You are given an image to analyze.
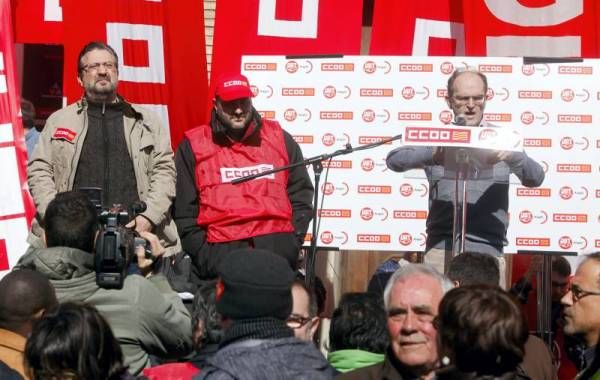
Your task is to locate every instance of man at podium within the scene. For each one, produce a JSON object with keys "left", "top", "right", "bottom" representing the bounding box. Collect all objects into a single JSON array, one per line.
[{"left": 386, "top": 68, "right": 545, "bottom": 281}]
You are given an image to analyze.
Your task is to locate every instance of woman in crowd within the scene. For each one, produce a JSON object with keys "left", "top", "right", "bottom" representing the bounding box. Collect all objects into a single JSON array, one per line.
[
  {"left": 25, "top": 302, "right": 135, "bottom": 380},
  {"left": 436, "top": 285, "right": 530, "bottom": 380}
]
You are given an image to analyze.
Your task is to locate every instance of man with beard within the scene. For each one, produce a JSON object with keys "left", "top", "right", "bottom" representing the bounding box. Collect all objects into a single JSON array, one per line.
[
  {"left": 173, "top": 73, "right": 313, "bottom": 282},
  {"left": 28, "top": 41, "right": 180, "bottom": 256}
]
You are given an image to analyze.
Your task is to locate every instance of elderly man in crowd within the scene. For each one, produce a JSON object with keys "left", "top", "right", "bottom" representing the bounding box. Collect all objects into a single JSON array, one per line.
[{"left": 339, "top": 264, "right": 453, "bottom": 379}]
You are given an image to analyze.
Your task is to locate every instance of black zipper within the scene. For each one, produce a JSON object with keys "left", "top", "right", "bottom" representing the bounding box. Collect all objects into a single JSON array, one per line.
[{"left": 102, "top": 102, "right": 110, "bottom": 207}]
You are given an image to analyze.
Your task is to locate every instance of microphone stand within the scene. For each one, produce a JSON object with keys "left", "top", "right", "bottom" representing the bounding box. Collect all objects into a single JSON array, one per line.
[
  {"left": 451, "top": 148, "right": 469, "bottom": 259},
  {"left": 448, "top": 116, "right": 469, "bottom": 269},
  {"left": 232, "top": 134, "right": 402, "bottom": 289}
]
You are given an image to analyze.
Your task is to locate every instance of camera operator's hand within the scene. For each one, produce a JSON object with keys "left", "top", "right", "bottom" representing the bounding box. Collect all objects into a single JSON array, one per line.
[
  {"left": 126, "top": 215, "right": 153, "bottom": 234},
  {"left": 136, "top": 231, "right": 165, "bottom": 277}
]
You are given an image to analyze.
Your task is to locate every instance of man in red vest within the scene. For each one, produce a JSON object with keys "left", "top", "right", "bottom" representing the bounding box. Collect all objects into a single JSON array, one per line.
[{"left": 173, "top": 73, "right": 314, "bottom": 281}]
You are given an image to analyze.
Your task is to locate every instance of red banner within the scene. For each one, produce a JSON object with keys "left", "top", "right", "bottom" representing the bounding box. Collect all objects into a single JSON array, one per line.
[
  {"left": 1, "top": 0, "right": 36, "bottom": 273},
  {"left": 211, "top": 0, "right": 363, "bottom": 94},
  {"left": 61, "top": 0, "right": 208, "bottom": 147},
  {"left": 371, "top": 0, "right": 600, "bottom": 58},
  {"left": 370, "top": 0, "right": 464, "bottom": 55},
  {"left": 463, "top": 0, "right": 599, "bottom": 57},
  {"left": 12, "top": 0, "right": 63, "bottom": 43}
]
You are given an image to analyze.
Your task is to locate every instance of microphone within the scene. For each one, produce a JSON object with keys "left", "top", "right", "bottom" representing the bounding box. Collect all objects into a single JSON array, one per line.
[{"left": 454, "top": 114, "right": 467, "bottom": 126}]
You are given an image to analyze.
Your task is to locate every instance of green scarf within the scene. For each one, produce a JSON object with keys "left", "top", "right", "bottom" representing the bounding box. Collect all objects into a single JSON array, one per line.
[{"left": 328, "top": 349, "right": 385, "bottom": 373}]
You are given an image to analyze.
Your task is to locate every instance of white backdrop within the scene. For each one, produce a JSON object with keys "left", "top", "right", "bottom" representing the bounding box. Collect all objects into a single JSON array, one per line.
[{"left": 243, "top": 56, "right": 600, "bottom": 253}]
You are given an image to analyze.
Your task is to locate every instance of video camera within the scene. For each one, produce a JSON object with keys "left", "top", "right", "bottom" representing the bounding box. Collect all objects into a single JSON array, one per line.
[{"left": 80, "top": 188, "right": 152, "bottom": 289}]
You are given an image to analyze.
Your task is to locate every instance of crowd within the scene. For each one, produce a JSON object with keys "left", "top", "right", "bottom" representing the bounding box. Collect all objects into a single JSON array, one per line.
[{"left": 1, "top": 40, "right": 599, "bottom": 379}]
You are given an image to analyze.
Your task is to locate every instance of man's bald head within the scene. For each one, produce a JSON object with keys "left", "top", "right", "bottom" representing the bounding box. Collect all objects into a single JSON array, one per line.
[{"left": 0, "top": 269, "right": 57, "bottom": 335}]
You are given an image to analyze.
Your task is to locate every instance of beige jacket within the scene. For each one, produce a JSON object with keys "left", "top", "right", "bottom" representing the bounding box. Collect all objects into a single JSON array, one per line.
[
  {"left": 27, "top": 98, "right": 181, "bottom": 255},
  {"left": 0, "top": 328, "right": 28, "bottom": 379}
]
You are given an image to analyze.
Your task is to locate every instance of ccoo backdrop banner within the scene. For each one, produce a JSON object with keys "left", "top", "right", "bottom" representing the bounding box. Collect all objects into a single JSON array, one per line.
[{"left": 243, "top": 55, "right": 600, "bottom": 253}]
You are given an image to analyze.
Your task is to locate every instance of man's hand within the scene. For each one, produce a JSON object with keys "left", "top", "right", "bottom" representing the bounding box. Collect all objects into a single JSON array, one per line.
[
  {"left": 488, "top": 150, "right": 512, "bottom": 164},
  {"left": 432, "top": 147, "right": 445, "bottom": 165},
  {"left": 126, "top": 215, "right": 153, "bottom": 233},
  {"left": 136, "top": 230, "right": 165, "bottom": 277}
]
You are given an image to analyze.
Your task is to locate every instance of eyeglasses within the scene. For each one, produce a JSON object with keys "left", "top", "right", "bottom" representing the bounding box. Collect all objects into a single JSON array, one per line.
[
  {"left": 452, "top": 95, "right": 486, "bottom": 106},
  {"left": 82, "top": 61, "right": 117, "bottom": 73},
  {"left": 286, "top": 313, "right": 312, "bottom": 329},
  {"left": 569, "top": 284, "right": 600, "bottom": 302}
]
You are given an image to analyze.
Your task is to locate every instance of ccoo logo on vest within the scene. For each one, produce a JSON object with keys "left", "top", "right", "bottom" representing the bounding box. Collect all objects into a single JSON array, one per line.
[{"left": 220, "top": 164, "right": 275, "bottom": 183}]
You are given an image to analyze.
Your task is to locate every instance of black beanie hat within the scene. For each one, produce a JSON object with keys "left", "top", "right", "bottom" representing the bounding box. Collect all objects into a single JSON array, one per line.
[{"left": 216, "top": 248, "right": 295, "bottom": 320}]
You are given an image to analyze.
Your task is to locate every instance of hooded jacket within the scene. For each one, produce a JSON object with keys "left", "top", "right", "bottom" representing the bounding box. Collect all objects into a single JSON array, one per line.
[{"left": 16, "top": 246, "right": 192, "bottom": 375}]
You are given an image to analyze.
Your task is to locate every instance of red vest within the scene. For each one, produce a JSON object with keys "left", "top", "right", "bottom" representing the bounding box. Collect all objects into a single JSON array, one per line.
[{"left": 185, "top": 120, "right": 294, "bottom": 242}]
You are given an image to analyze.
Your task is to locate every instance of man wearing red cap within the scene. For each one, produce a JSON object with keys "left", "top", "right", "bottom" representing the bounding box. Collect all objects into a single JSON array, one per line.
[{"left": 173, "top": 73, "right": 313, "bottom": 282}]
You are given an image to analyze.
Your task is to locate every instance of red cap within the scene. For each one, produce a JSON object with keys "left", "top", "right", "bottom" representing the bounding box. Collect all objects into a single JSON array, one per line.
[{"left": 215, "top": 73, "right": 254, "bottom": 101}]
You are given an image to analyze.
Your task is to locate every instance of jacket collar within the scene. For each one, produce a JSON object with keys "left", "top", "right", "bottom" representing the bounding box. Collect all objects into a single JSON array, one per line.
[{"left": 76, "top": 95, "right": 142, "bottom": 121}]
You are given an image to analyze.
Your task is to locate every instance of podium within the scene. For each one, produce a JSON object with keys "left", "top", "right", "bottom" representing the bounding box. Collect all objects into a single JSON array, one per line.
[
  {"left": 402, "top": 122, "right": 524, "bottom": 269},
  {"left": 435, "top": 146, "right": 509, "bottom": 269}
]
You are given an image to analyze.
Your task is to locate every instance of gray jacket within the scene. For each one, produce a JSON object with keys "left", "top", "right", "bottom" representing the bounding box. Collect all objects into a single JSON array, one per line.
[
  {"left": 386, "top": 132, "right": 544, "bottom": 254},
  {"left": 16, "top": 246, "right": 192, "bottom": 375},
  {"left": 196, "top": 337, "right": 335, "bottom": 380}
]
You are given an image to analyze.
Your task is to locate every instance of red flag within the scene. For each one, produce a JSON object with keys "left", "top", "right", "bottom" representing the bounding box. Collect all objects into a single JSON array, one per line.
[
  {"left": 1, "top": 0, "right": 36, "bottom": 272},
  {"left": 463, "top": 0, "right": 600, "bottom": 57},
  {"left": 370, "top": 0, "right": 464, "bottom": 55},
  {"left": 211, "top": 0, "right": 363, "bottom": 97},
  {"left": 61, "top": 0, "right": 208, "bottom": 147},
  {"left": 12, "top": 0, "right": 63, "bottom": 43},
  {"left": 371, "top": 0, "right": 600, "bottom": 58}
]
